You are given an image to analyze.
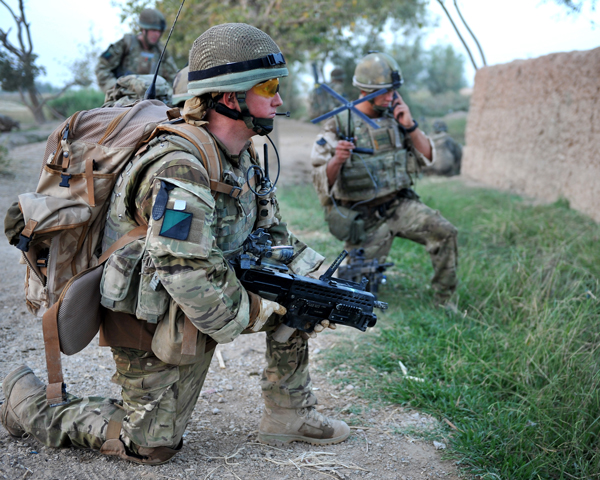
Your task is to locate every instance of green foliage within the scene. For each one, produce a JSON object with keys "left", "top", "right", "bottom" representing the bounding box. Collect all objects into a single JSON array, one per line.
[
  {"left": 424, "top": 44, "right": 466, "bottom": 94},
  {"left": 0, "top": 49, "right": 45, "bottom": 92},
  {"left": 277, "top": 181, "right": 600, "bottom": 479},
  {"left": 404, "top": 89, "right": 470, "bottom": 119},
  {"left": 120, "top": 0, "right": 429, "bottom": 66},
  {"left": 0, "top": 143, "right": 12, "bottom": 173},
  {"left": 47, "top": 89, "right": 105, "bottom": 118}
]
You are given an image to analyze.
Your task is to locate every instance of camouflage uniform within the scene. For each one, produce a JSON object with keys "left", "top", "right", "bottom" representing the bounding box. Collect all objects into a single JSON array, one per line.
[
  {"left": 95, "top": 34, "right": 178, "bottom": 93},
  {"left": 424, "top": 130, "right": 462, "bottom": 177},
  {"left": 102, "top": 74, "right": 173, "bottom": 107},
  {"left": 6, "top": 113, "right": 323, "bottom": 465},
  {"left": 311, "top": 111, "right": 458, "bottom": 299}
]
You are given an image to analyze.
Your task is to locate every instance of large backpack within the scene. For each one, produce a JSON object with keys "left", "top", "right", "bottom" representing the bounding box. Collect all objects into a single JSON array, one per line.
[{"left": 9, "top": 100, "right": 257, "bottom": 405}]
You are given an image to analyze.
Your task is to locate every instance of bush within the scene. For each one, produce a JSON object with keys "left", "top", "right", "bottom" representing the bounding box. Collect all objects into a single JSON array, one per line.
[{"left": 47, "top": 88, "right": 105, "bottom": 117}]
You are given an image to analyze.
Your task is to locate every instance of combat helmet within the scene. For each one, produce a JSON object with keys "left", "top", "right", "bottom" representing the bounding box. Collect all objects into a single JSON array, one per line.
[
  {"left": 138, "top": 8, "right": 166, "bottom": 32},
  {"left": 433, "top": 120, "right": 448, "bottom": 133},
  {"left": 187, "top": 23, "right": 288, "bottom": 135},
  {"left": 172, "top": 66, "right": 192, "bottom": 107},
  {"left": 353, "top": 52, "right": 403, "bottom": 92},
  {"left": 330, "top": 68, "right": 346, "bottom": 82}
]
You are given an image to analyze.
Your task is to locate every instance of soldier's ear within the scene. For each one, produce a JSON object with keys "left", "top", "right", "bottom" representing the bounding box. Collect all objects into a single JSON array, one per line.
[{"left": 222, "top": 92, "right": 239, "bottom": 110}]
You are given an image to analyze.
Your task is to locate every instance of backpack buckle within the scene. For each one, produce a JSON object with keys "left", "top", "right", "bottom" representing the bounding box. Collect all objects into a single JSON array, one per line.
[
  {"left": 16, "top": 233, "right": 31, "bottom": 252},
  {"left": 228, "top": 186, "right": 242, "bottom": 198},
  {"left": 59, "top": 174, "right": 72, "bottom": 188}
]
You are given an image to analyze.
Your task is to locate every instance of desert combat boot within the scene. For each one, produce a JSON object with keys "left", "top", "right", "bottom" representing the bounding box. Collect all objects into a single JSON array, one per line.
[
  {"left": 258, "top": 405, "right": 351, "bottom": 445},
  {"left": 1, "top": 365, "right": 45, "bottom": 437}
]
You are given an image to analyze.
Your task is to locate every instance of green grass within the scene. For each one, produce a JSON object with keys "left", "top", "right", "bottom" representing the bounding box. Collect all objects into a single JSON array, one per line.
[
  {"left": 47, "top": 88, "right": 105, "bottom": 118},
  {"left": 277, "top": 179, "right": 600, "bottom": 479}
]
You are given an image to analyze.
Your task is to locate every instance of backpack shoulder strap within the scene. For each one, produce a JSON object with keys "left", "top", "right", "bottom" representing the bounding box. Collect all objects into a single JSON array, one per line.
[{"left": 152, "top": 123, "right": 256, "bottom": 199}]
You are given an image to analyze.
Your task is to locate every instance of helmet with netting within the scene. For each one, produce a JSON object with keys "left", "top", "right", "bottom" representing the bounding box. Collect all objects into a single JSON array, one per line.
[
  {"left": 187, "top": 23, "right": 288, "bottom": 96},
  {"left": 353, "top": 52, "right": 403, "bottom": 92},
  {"left": 172, "top": 67, "right": 192, "bottom": 107},
  {"left": 138, "top": 8, "right": 166, "bottom": 31},
  {"left": 433, "top": 120, "right": 448, "bottom": 133}
]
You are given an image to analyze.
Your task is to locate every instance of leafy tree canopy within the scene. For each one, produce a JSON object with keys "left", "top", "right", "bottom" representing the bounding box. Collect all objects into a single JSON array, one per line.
[{"left": 119, "top": 0, "right": 429, "bottom": 65}]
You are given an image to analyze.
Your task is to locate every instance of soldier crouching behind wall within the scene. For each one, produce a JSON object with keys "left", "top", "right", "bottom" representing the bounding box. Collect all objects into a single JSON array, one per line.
[
  {"left": 1, "top": 23, "right": 349, "bottom": 465},
  {"left": 311, "top": 52, "right": 459, "bottom": 306}
]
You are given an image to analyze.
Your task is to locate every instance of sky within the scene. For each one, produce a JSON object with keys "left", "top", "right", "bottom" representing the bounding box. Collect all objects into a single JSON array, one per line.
[{"left": 0, "top": 0, "right": 598, "bottom": 88}]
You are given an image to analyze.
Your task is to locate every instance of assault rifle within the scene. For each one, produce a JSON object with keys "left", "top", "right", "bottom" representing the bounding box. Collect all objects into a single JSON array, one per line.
[
  {"left": 336, "top": 248, "right": 394, "bottom": 298},
  {"left": 231, "top": 229, "right": 387, "bottom": 342}
]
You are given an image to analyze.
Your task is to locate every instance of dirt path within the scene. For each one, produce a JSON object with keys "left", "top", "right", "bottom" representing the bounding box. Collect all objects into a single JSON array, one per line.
[{"left": 0, "top": 122, "right": 462, "bottom": 480}]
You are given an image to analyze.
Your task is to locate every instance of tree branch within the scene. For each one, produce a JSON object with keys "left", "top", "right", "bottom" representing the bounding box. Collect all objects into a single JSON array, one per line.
[
  {"left": 454, "top": 0, "right": 486, "bottom": 66},
  {"left": 436, "top": 0, "right": 478, "bottom": 71}
]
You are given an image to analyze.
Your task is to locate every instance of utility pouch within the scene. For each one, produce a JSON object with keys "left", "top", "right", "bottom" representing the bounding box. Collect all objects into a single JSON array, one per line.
[
  {"left": 151, "top": 299, "right": 206, "bottom": 366},
  {"left": 325, "top": 205, "right": 366, "bottom": 244},
  {"left": 136, "top": 253, "right": 170, "bottom": 324},
  {"left": 100, "top": 238, "right": 145, "bottom": 314}
]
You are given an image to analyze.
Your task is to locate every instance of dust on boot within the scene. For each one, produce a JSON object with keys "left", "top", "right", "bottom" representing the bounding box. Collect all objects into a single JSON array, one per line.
[{"left": 1, "top": 365, "right": 45, "bottom": 437}]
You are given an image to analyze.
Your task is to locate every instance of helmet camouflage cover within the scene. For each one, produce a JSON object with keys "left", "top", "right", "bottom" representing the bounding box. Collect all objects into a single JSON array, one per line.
[
  {"left": 187, "top": 23, "right": 288, "bottom": 96},
  {"left": 103, "top": 74, "right": 172, "bottom": 107},
  {"left": 138, "top": 8, "right": 166, "bottom": 31},
  {"left": 353, "top": 52, "right": 403, "bottom": 92},
  {"left": 433, "top": 120, "right": 448, "bottom": 133},
  {"left": 172, "top": 66, "right": 192, "bottom": 107}
]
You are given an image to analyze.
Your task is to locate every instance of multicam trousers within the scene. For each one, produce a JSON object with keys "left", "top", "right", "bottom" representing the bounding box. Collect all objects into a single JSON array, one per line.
[
  {"left": 10, "top": 318, "right": 313, "bottom": 452},
  {"left": 344, "top": 196, "right": 458, "bottom": 297}
]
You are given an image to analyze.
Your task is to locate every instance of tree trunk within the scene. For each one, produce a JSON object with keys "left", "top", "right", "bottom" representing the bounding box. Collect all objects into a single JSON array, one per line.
[{"left": 27, "top": 86, "right": 46, "bottom": 124}]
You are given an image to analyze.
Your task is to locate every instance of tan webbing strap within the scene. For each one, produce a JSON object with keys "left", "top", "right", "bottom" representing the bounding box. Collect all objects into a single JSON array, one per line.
[
  {"left": 85, "top": 157, "right": 96, "bottom": 207},
  {"left": 181, "top": 316, "right": 198, "bottom": 356},
  {"left": 21, "top": 219, "right": 38, "bottom": 239},
  {"left": 153, "top": 124, "right": 258, "bottom": 198},
  {"left": 106, "top": 408, "right": 126, "bottom": 440},
  {"left": 98, "top": 224, "right": 148, "bottom": 264},
  {"left": 98, "top": 110, "right": 129, "bottom": 145},
  {"left": 42, "top": 302, "right": 65, "bottom": 405}
]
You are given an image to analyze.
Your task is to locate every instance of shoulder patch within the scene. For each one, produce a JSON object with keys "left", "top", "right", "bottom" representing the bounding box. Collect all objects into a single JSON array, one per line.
[
  {"left": 316, "top": 137, "right": 327, "bottom": 146},
  {"left": 159, "top": 209, "right": 193, "bottom": 240},
  {"left": 101, "top": 49, "right": 113, "bottom": 60}
]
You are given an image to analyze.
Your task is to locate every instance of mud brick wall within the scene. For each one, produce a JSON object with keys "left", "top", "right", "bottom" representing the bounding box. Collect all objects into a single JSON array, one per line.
[{"left": 462, "top": 48, "right": 600, "bottom": 222}]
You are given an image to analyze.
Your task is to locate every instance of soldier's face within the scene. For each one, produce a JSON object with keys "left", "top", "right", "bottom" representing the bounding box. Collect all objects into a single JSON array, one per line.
[
  {"left": 371, "top": 89, "right": 395, "bottom": 108},
  {"left": 245, "top": 86, "right": 283, "bottom": 120},
  {"left": 144, "top": 29, "right": 163, "bottom": 45}
]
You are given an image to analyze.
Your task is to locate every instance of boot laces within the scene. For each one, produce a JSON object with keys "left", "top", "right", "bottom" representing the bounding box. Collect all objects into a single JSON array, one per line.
[{"left": 298, "top": 407, "right": 331, "bottom": 427}]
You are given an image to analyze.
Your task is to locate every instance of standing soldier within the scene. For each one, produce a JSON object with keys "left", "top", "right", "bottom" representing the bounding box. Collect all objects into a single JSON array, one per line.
[
  {"left": 2, "top": 23, "right": 349, "bottom": 465},
  {"left": 311, "top": 52, "right": 458, "bottom": 306},
  {"left": 423, "top": 120, "right": 462, "bottom": 176},
  {"left": 95, "top": 8, "right": 179, "bottom": 93}
]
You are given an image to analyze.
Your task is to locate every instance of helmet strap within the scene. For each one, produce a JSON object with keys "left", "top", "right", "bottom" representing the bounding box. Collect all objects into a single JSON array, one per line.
[{"left": 214, "top": 92, "right": 273, "bottom": 136}]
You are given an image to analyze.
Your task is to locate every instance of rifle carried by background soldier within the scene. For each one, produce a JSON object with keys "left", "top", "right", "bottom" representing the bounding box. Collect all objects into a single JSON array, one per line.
[{"left": 336, "top": 248, "right": 394, "bottom": 298}]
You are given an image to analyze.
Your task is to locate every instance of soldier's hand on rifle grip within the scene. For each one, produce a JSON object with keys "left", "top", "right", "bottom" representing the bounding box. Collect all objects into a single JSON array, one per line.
[
  {"left": 310, "top": 319, "right": 337, "bottom": 338},
  {"left": 247, "top": 292, "right": 287, "bottom": 333}
]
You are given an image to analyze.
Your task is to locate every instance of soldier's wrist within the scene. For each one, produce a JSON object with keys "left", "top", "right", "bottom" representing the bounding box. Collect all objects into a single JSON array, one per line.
[{"left": 403, "top": 120, "right": 419, "bottom": 133}]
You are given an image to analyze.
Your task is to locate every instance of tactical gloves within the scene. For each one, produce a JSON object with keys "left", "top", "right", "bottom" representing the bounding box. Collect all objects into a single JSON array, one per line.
[{"left": 247, "top": 292, "right": 287, "bottom": 332}]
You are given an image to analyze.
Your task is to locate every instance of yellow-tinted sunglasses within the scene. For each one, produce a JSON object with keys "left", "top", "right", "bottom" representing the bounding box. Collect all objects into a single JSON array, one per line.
[{"left": 251, "top": 78, "right": 280, "bottom": 98}]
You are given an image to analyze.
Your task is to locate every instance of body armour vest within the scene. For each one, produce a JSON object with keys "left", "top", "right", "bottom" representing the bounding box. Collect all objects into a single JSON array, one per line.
[
  {"left": 100, "top": 128, "right": 259, "bottom": 320},
  {"left": 332, "top": 112, "right": 417, "bottom": 203}
]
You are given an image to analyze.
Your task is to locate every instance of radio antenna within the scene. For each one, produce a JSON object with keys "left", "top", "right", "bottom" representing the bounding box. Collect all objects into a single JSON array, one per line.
[{"left": 145, "top": 0, "right": 186, "bottom": 100}]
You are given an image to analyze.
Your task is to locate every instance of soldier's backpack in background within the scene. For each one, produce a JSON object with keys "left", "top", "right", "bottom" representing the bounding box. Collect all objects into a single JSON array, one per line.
[{"left": 6, "top": 100, "right": 170, "bottom": 404}]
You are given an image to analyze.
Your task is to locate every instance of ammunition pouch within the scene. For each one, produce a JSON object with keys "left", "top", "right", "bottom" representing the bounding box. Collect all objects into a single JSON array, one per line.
[{"left": 325, "top": 205, "right": 366, "bottom": 244}]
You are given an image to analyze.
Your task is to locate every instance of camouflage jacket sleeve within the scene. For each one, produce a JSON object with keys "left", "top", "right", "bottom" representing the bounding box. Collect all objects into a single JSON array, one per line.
[
  {"left": 414, "top": 134, "right": 436, "bottom": 168},
  {"left": 136, "top": 150, "right": 250, "bottom": 344},
  {"left": 95, "top": 36, "right": 129, "bottom": 93},
  {"left": 310, "top": 117, "right": 339, "bottom": 207}
]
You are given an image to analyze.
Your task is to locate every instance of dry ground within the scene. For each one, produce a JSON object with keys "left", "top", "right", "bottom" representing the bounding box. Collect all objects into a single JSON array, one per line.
[{"left": 0, "top": 119, "right": 463, "bottom": 480}]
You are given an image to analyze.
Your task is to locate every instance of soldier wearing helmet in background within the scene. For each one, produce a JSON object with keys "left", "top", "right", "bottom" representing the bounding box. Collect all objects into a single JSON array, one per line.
[
  {"left": 1, "top": 23, "right": 349, "bottom": 466},
  {"left": 423, "top": 120, "right": 462, "bottom": 177},
  {"left": 311, "top": 52, "right": 458, "bottom": 306},
  {"left": 95, "top": 8, "right": 179, "bottom": 93},
  {"left": 308, "top": 67, "right": 346, "bottom": 119},
  {"left": 102, "top": 74, "right": 173, "bottom": 107}
]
